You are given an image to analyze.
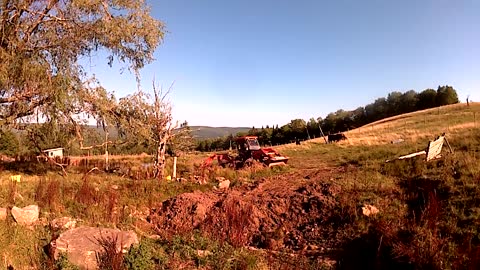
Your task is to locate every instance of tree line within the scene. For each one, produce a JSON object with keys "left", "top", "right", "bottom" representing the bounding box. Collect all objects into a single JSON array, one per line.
[{"left": 195, "top": 85, "right": 459, "bottom": 151}]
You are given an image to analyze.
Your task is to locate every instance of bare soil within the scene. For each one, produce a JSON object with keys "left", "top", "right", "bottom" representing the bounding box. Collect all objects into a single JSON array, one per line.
[{"left": 148, "top": 167, "right": 349, "bottom": 258}]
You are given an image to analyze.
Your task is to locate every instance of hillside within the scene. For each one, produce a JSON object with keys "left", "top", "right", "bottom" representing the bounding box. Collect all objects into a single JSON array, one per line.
[
  {"left": 344, "top": 102, "right": 479, "bottom": 145},
  {"left": 189, "top": 126, "right": 250, "bottom": 140},
  {"left": 292, "top": 102, "right": 479, "bottom": 147},
  {"left": 87, "top": 125, "right": 249, "bottom": 140}
]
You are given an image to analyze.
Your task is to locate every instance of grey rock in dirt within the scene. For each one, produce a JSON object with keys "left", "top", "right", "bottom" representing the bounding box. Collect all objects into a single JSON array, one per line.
[
  {"left": 53, "top": 226, "right": 138, "bottom": 270},
  {"left": 218, "top": 179, "right": 230, "bottom": 190},
  {"left": 50, "top": 217, "right": 77, "bottom": 230},
  {"left": 0, "top": 207, "right": 6, "bottom": 221},
  {"left": 11, "top": 205, "right": 39, "bottom": 226}
]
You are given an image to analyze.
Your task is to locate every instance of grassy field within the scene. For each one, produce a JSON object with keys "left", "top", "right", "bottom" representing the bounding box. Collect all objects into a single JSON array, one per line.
[{"left": 1, "top": 103, "right": 479, "bottom": 269}]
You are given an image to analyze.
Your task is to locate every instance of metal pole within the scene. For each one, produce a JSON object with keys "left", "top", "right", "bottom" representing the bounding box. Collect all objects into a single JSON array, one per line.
[{"left": 318, "top": 123, "right": 328, "bottom": 144}]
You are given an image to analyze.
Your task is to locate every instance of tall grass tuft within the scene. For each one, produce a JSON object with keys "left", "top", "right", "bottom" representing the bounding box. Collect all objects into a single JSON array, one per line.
[
  {"left": 96, "top": 236, "right": 124, "bottom": 270},
  {"left": 35, "top": 178, "right": 61, "bottom": 212}
]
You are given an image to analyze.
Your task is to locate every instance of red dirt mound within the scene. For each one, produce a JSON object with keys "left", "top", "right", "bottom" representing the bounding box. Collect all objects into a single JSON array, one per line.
[
  {"left": 148, "top": 172, "right": 342, "bottom": 251},
  {"left": 147, "top": 190, "right": 219, "bottom": 238}
]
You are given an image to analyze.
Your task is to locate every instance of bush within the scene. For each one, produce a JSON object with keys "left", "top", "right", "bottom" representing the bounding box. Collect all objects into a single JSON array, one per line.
[
  {"left": 123, "top": 240, "right": 155, "bottom": 270},
  {"left": 55, "top": 253, "right": 80, "bottom": 270}
]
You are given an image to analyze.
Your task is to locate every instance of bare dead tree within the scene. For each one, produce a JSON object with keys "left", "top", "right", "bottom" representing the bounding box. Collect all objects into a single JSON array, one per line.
[{"left": 150, "top": 82, "right": 178, "bottom": 179}]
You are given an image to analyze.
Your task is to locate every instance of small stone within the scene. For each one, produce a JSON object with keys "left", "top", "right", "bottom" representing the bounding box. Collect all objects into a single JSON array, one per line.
[
  {"left": 147, "top": 234, "right": 161, "bottom": 240},
  {"left": 11, "top": 205, "right": 39, "bottom": 226},
  {"left": 215, "top": 176, "right": 226, "bottom": 182},
  {"left": 51, "top": 217, "right": 77, "bottom": 230},
  {"left": 218, "top": 180, "right": 230, "bottom": 190},
  {"left": 362, "top": 204, "right": 379, "bottom": 217},
  {"left": 197, "top": 250, "right": 213, "bottom": 257},
  {"left": 0, "top": 208, "right": 7, "bottom": 221}
]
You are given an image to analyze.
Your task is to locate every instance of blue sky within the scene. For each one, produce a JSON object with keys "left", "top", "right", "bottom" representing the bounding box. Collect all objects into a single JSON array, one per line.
[{"left": 84, "top": 0, "right": 480, "bottom": 127}]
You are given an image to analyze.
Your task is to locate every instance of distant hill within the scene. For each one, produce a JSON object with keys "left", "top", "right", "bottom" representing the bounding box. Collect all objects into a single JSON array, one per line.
[
  {"left": 12, "top": 123, "right": 250, "bottom": 141},
  {"left": 189, "top": 126, "right": 250, "bottom": 140}
]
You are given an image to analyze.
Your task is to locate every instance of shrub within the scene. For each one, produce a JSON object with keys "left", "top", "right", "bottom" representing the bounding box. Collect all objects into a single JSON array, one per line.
[
  {"left": 55, "top": 253, "right": 80, "bottom": 270},
  {"left": 123, "top": 240, "right": 155, "bottom": 270}
]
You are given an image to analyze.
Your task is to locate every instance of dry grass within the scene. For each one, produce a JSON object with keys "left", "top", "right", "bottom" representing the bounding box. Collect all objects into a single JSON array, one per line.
[
  {"left": 280, "top": 103, "right": 480, "bottom": 148},
  {"left": 1, "top": 102, "right": 479, "bottom": 269}
]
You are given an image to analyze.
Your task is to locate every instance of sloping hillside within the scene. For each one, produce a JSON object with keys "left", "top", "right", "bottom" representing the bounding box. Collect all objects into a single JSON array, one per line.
[
  {"left": 345, "top": 102, "right": 479, "bottom": 145},
  {"left": 189, "top": 126, "right": 250, "bottom": 140},
  {"left": 275, "top": 102, "right": 479, "bottom": 151}
]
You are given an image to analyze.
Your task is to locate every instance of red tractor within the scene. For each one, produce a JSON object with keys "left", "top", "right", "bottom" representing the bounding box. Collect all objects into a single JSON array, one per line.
[{"left": 202, "top": 136, "right": 289, "bottom": 169}]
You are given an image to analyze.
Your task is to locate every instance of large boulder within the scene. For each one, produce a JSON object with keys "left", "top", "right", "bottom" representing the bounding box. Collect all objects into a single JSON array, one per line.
[
  {"left": 53, "top": 226, "right": 138, "bottom": 269},
  {"left": 11, "top": 205, "right": 39, "bottom": 226},
  {"left": 0, "top": 208, "right": 6, "bottom": 221}
]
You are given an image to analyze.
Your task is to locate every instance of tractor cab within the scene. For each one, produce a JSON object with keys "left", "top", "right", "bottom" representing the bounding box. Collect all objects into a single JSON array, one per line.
[
  {"left": 236, "top": 136, "right": 261, "bottom": 151},
  {"left": 219, "top": 135, "right": 289, "bottom": 167}
]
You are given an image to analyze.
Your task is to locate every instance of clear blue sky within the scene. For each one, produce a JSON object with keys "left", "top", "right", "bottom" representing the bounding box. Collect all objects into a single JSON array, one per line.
[{"left": 84, "top": 0, "right": 480, "bottom": 127}]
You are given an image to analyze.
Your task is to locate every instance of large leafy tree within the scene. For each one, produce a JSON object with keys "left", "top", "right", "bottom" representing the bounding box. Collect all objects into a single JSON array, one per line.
[
  {"left": 0, "top": 0, "right": 164, "bottom": 127},
  {"left": 436, "top": 85, "right": 459, "bottom": 106},
  {"left": 417, "top": 89, "right": 437, "bottom": 110},
  {"left": 0, "top": 128, "right": 19, "bottom": 156}
]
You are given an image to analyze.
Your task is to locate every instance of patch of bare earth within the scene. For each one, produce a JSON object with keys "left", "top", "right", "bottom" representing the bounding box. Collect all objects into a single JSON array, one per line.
[{"left": 148, "top": 167, "right": 348, "bottom": 262}]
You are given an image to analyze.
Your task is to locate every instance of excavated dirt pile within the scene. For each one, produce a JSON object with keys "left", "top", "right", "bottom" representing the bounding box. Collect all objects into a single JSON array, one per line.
[
  {"left": 148, "top": 172, "right": 343, "bottom": 251},
  {"left": 147, "top": 190, "right": 219, "bottom": 238}
]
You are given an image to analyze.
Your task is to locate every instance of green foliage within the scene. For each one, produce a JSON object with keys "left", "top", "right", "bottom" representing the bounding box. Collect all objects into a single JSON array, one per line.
[
  {"left": 23, "top": 122, "right": 72, "bottom": 154},
  {"left": 436, "top": 85, "right": 459, "bottom": 106},
  {"left": 0, "top": 128, "right": 19, "bottom": 156},
  {"left": 418, "top": 89, "right": 437, "bottom": 109},
  {"left": 55, "top": 253, "right": 80, "bottom": 270},
  {"left": 123, "top": 240, "right": 156, "bottom": 270}
]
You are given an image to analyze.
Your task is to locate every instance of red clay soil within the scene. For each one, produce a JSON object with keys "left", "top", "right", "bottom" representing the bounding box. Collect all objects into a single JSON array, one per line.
[{"left": 148, "top": 168, "right": 347, "bottom": 253}]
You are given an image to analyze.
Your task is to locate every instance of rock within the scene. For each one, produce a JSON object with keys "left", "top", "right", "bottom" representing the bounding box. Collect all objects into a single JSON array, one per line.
[
  {"left": 53, "top": 226, "right": 138, "bottom": 270},
  {"left": 147, "top": 234, "right": 161, "bottom": 240},
  {"left": 196, "top": 250, "right": 213, "bottom": 257},
  {"left": 218, "top": 180, "right": 230, "bottom": 190},
  {"left": 391, "top": 139, "right": 405, "bottom": 144},
  {"left": 215, "top": 176, "right": 226, "bottom": 182},
  {"left": 51, "top": 217, "right": 77, "bottom": 230},
  {"left": 111, "top": 185, "right": 119, "bottom": 190},
  {"left": 11, "top": 205, "right": 39, "bottom": 226},
  {"left": 362, "top": 204, "right": 379, "bottom": 217},
  {"left": 0, "top": 208, "right": 6, "bottom": 221}
]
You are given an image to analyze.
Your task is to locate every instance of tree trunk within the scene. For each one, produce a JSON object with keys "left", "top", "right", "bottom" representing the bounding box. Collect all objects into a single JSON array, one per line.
[{"left": 154, "top": 142, "right": 167, "bottom": 180}]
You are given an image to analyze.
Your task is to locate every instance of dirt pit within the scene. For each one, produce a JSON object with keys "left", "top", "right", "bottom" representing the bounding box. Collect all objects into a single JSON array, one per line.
[{"left": 148, "top": 171, "right": 344, "bottom": 252}]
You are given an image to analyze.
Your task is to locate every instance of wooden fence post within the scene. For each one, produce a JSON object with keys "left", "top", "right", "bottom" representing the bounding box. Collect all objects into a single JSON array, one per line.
[{"left": 173, "top": 156, "right": 177, "bottom": 180}]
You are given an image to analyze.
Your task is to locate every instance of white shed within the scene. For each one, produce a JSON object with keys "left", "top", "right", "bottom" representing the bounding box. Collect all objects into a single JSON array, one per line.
[{"left": 43, "top": 148, "right": 64, "bottom": 158}]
